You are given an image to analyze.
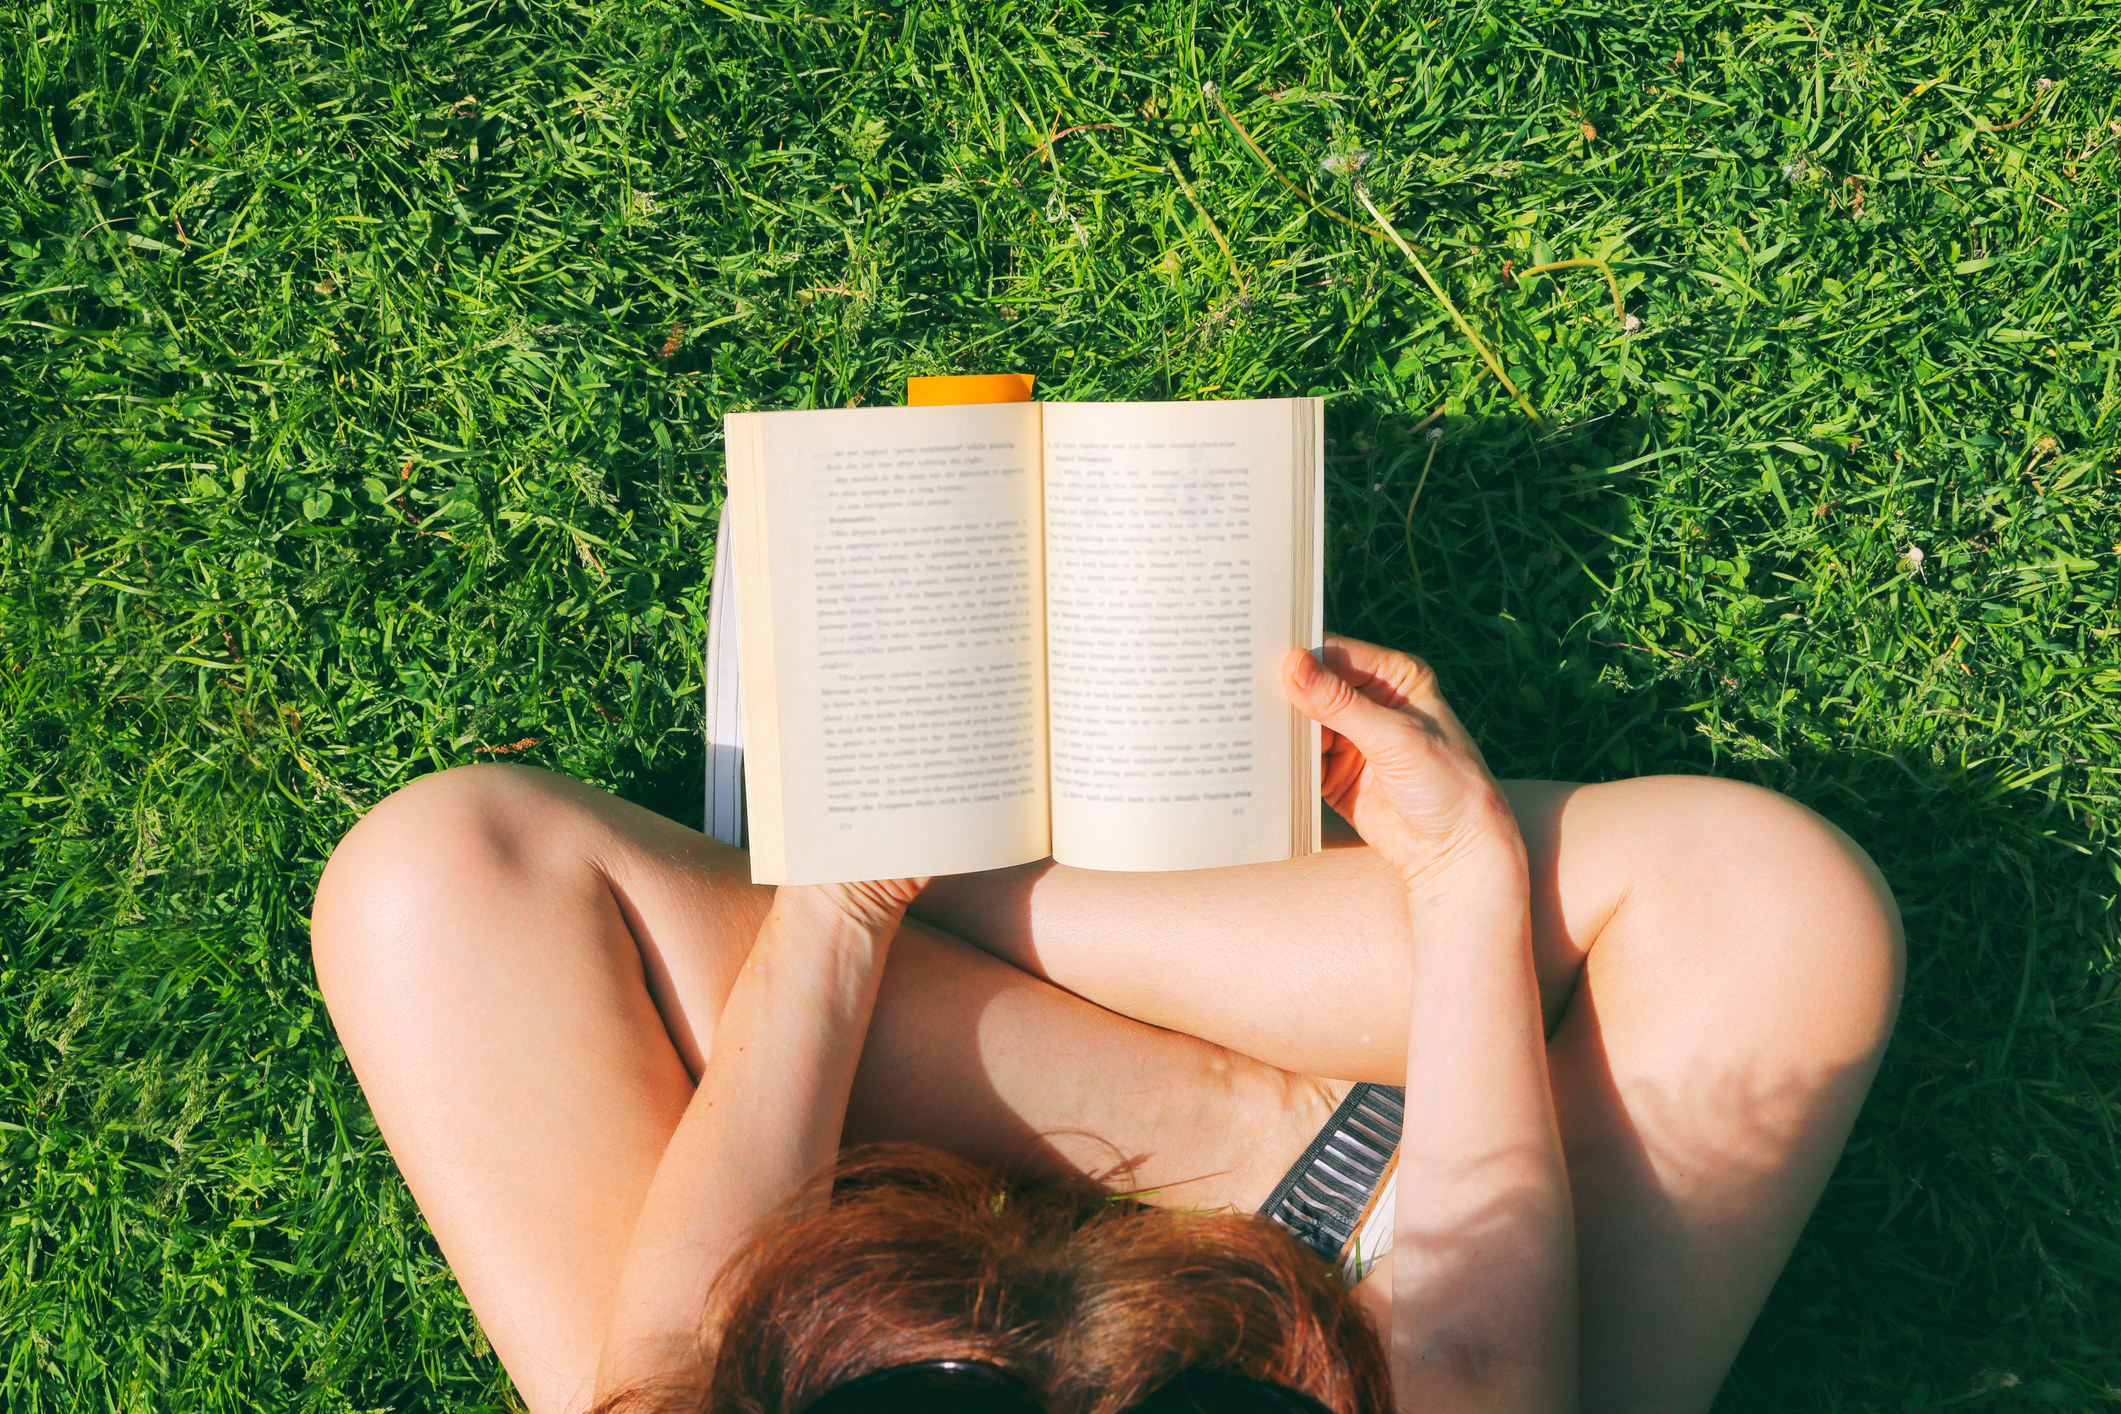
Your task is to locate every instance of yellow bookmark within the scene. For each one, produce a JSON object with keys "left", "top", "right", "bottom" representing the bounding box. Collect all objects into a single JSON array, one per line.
[{"left": 906, "top": 373, "right": 1036, "bottom": 406}]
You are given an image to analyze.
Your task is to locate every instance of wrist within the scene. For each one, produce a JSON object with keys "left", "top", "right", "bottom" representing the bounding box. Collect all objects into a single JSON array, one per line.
[
  {"left": 1401, "top": 837, "right": 1530, "bottom": 919},
  {"left": 1399, "top": 822, "right": 1518, "bottom": 890},
  {"left": 754, "top": 887, "right": 900, "bottom": 1008},
  {"left": 771, "top": 882, "right": 914, "bottom": 939}
]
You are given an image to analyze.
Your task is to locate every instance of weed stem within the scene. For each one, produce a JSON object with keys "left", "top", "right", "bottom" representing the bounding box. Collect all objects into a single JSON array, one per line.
[
  {"left": 1353, "top": 184, "right": 1544, "bottom": 429},
  {"left": 1515, "top": 257, "right": 1625, "bottom": 319},
  {"left": 1202, "top": 82, "right": 1375, "bottom": 237},
  {"left": 1168, "top": 159, "right": 1247, "bottom": 293}
]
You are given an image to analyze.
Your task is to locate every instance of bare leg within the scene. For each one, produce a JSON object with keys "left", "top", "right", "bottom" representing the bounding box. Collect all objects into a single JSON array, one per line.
[
  {"left": 311, "top": 766, "right": 1339, "bottom": 1414},
  {"left": 914, "top": 775, "right": 1904, "bottom": 1414}
]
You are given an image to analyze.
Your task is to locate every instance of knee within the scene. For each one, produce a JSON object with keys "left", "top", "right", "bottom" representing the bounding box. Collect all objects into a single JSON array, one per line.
[
  {"left": 1609, "top": 775, "right": 1904, "bottom": 1048},
  {"left": 311, "top": 765, "right": 580, "bottom": 982}
]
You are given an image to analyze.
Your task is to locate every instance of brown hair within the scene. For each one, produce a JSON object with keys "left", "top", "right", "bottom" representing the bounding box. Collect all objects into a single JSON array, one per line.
[{"left": 594, "top": 1144, "right": 1392, "bottom": 1414}]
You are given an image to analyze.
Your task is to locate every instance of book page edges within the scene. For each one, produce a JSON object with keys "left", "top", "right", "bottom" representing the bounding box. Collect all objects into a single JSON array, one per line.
[
  {"left": 1295, "top": 397, "right": 1324, "bottom": 857},
  {"left": 702, "top": 498, "right": 746, "bottom": 848},
  {"left": 727, "top": 413, "right": 792, "bottom": 884}
]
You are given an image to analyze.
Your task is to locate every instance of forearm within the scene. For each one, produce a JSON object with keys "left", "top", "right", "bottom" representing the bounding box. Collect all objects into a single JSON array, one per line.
[
  {"left": 1392, "top": 852, "right": 1577, "bottom": 1414},
  {"left": 594, "top": 887, "right": 898, "bottom": 1396}
]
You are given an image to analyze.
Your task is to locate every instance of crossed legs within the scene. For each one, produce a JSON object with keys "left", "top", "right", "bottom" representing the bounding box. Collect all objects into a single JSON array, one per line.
[{"left": 311, "top": 765, "right": 1900, "bottom": 1414}]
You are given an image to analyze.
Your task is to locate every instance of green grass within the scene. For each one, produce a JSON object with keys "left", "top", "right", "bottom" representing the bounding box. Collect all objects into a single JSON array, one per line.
[{"left": 3, "top": 0, "right": 2120, "bottom": 1407}]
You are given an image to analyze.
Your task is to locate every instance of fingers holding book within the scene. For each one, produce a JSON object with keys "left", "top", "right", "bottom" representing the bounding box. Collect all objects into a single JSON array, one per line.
[
  {"left": 780, "top": 879, "right": 934, "bottom": 935},
  {"left": 1280, "top": 635, "right": 1523, "bottom": 890}
]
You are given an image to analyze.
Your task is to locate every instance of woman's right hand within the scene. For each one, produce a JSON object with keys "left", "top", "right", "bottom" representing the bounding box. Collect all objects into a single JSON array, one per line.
[
  {"left": 1281, "top": 635, "right": 1523, "bottom": 891},
  {"left": 783, "top": 878, "right": 931, "bottom": 934}
]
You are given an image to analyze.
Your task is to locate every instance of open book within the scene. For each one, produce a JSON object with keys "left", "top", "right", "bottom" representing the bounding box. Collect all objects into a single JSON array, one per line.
[{"left": 707, "top": 397, "right": 1323, "bottom": 885}]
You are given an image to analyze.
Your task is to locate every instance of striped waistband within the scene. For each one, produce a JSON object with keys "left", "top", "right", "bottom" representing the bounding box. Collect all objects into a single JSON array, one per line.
[{"left": 1258, "top": 1082, "right": 1404, "bottom": 1285}]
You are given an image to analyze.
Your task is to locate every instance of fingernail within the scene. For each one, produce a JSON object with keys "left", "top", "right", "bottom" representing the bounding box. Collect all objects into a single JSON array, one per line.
[{"left": 1293, "top": 648, "right": 1323, "bottom": 690}]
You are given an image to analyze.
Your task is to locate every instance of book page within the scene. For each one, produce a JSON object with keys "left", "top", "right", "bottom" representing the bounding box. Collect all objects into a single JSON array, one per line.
[
  {"left": 1040, "top": 398, "right": 1322, "bottom": 873},
  {"left": 727, "top": 402, "right": 1051, "bottom": 884}
]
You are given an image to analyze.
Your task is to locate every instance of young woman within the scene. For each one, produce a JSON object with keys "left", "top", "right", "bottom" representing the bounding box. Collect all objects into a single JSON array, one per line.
[{"left": 311, "top": 637, "right": 1902, "bottom": 1414}]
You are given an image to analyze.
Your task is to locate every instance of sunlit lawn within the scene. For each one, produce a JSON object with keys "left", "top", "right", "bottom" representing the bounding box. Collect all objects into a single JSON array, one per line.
[{"left": 4, "top": 0, "right": 2120, "bottom": 1407}]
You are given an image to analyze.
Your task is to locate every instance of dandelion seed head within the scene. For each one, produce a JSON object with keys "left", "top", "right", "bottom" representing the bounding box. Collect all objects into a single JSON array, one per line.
[
  {"left": 1901, "top": 543, "right": 1925, "bottom": 576},
  {"left": 2035, "top": 76, "right": 2054, "bottom": 92},
  {"left": 1781, "top": 157, "right": 1808, "bottom": 181},
  {"left": 1623, "top": 313, "right": 1643, "bottom": 333},
  {"left": 1320, "top": 149, "right": 1373, "bottom": 179},
  {"left": 1426, "top": 427, "right": 1443, "bottom": 442}
]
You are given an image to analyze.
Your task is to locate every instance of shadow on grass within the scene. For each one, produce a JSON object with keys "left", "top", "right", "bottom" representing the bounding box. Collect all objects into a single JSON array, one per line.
[
  {"left": 1312, "top": 399, "right": 2121, "bottom": 1406},
  {"left": 1715, "top": 740, "right": 2121, "bottom": 1411}
]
